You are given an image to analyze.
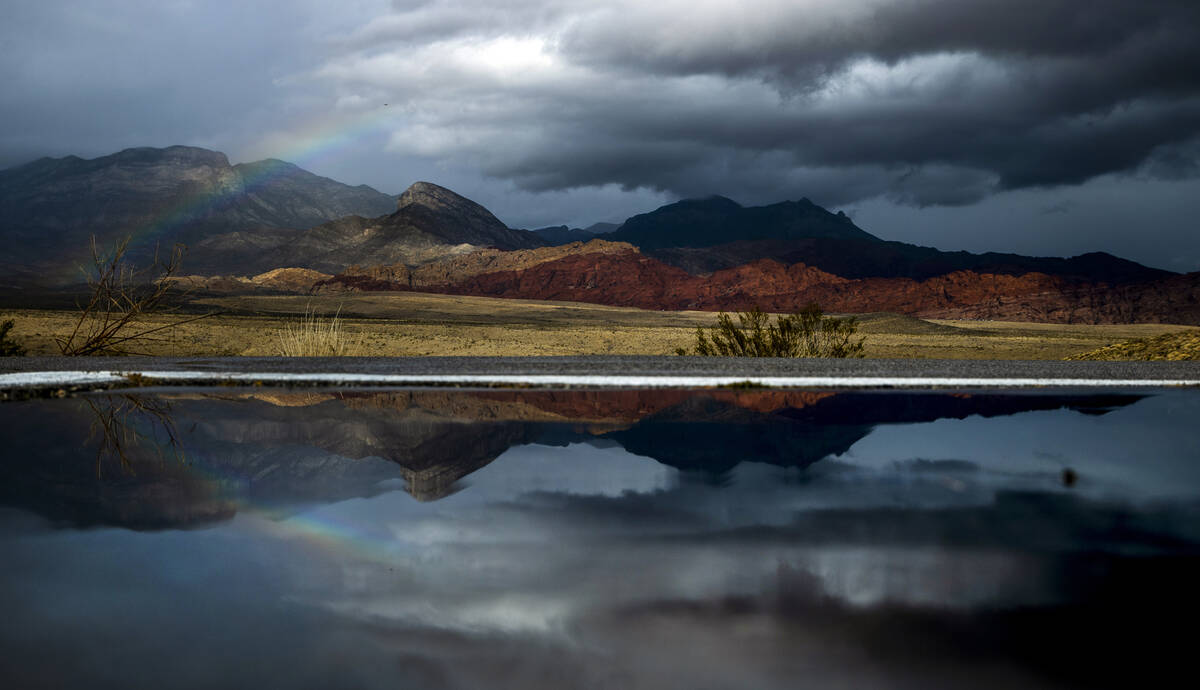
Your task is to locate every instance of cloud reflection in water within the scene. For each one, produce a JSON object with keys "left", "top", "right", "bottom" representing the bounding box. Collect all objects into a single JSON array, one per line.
[{"left": 0, "top": 388, "right": 1197, "bottom": 688}]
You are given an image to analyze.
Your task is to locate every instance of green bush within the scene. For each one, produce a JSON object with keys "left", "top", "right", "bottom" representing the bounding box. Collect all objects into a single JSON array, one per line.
[
  {"left": 678, "top": 304, "right": 865, "bottom": 358},
  {"left": 0, "top": 319, "right": 26, "bottom": 356}
]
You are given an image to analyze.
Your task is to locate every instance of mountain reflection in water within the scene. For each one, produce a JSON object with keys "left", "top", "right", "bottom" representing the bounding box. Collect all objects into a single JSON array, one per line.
[
  {"left": 0, "top": 388, "right": 1147, "bottom": 525},
  {"left": 1, "top": 388, "right": 1198, "bottom": 688}
]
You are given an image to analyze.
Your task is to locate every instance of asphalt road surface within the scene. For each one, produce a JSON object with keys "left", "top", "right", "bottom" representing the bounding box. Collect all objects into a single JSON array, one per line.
[{"left": 3, "top": 356, "right": 1200, "bottom": 394}]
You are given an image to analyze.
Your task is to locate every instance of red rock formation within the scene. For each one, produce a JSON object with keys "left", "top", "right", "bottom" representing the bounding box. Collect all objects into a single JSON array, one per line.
[
  {"left": 319, "top": 250, "right": 1200, "bottom": 325},
  {"left": 343, "top": 239, "right": 636, "bottom": 288},
  {"left": 410, "top": 250, "right": 702, "bottom": 309}
]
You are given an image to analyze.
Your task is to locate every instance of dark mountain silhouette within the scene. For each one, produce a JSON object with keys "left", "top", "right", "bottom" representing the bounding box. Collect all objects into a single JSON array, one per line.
[
  {"left": 605, "top": 195, "right": 879, "bottom": 250},
  {"left": 606, "top": 391, "right": 1142, "bottom": 474},
  {"left": 652, "top": 237, "right": 1172, "bottom": 284},
  {"left": 0, "top": 146, "right": 397, "bottom": 280},
  {"left": 532, "top": 221, "right": 620, "bottom": 245},
  {"left": 584, "top": 222, "right": 621, "bottom": 234},
  {"left": 601, "top": 195, "right": 1170, "bottom": 284}
]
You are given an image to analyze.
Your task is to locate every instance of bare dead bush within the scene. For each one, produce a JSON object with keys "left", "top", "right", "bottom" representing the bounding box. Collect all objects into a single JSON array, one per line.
[{"left": 57, "top": 236, "right": 213, "bottom": 356}]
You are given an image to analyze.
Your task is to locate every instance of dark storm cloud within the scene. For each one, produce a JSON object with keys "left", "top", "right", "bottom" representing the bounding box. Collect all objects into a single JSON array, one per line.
[
  {"left": 2, "top": 0, "right": 1198, "bottom": 259},
  {"left": 564, "top": 0, "right": 1200, "bottom": 196},
  {"left": 564, "top": 0, "right": 1200, "bottom": 86},
  {"left": 308, "top": 0, "right": 1200, "bottom": 208},
  {"left": 348, "top": 0, "right": 1200, "bottom": 205}
]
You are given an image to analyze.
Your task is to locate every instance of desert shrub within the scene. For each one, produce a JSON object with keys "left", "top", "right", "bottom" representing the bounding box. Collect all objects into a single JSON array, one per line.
[
  {"left": 58, "top": 236, "right": 213, "bottom": 356},
  {"left": 679, "top": 304, "right": 865, "bottom": 358},
  {"left": 276, "top": 307, "right": 362, "bottom": 356},
  {"left": 0, "top": 319, "right": 26, "bottom": 356}
]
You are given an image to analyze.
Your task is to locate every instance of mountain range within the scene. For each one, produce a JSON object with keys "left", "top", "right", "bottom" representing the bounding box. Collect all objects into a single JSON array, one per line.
[
  {"left": 0, "top": 146, "right": 396, "bottom": 280},
  {"left": 2, "top": 145, "right": 1197, "bottom": 324},
  {"left": 591, "top": 195, "right": 1165, "bottom": 284}
]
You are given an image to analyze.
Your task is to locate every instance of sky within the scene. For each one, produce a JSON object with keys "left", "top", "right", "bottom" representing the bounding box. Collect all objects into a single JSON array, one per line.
[{"left": 2, "top": 0, "right": 1198, "bottom": 270}]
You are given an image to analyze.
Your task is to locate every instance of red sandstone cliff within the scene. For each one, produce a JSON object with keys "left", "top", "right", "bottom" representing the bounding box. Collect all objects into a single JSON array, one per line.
[{"left": 317, "top": 249, "right": 1200, "bottom": 325}]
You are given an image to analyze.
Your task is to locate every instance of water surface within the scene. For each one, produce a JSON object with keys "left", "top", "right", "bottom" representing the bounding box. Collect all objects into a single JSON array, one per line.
[{"left": 1, "top": 388, "right": 1198, "bottom": 688}]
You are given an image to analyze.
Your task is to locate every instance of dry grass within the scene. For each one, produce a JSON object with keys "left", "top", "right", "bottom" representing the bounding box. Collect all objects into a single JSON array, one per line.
[
  {"left": 858, "top": 316, "right": 1197, "bottom": 360},
  {"left": 2, "top": 292, "right": 1197, "bottom": 359},
  {"left": 275, "top": 308, "right": 363, "bottom": 357},
  {"left": 1066, "top": 330, "right": 1200, "bottom": 361}
]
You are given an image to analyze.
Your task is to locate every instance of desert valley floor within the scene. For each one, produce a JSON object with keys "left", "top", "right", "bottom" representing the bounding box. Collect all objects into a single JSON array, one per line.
[{"left": 4, "top": 291, "right": 1197, "bottom": 360}]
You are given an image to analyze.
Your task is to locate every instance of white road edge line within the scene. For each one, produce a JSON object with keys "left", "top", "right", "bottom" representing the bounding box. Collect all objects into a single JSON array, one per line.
[{"left": 2, "top": 370, "right": 1200, "bottom": 389}]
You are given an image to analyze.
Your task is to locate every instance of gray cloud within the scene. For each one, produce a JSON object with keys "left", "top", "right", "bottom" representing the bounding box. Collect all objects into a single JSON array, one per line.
[
  {"left": 303, "top": 0, "right": 1200, "bottom": 208},
  {"left": 2, "top": 1, "right": 1199, "bottom": 266},
  {"left": 564, "top": 1, "right": 1199, "bottom": 84},
  {"left": 0, "top": 0, "right": 332, "bottom": 166}
]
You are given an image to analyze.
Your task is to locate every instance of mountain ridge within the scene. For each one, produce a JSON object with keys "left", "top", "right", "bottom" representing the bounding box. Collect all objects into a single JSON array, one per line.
[
  {"left": 185, "top": 181, "right": 547, "bottom": 275},
  {"left": 597, "top": 195, "right": 1171, "bottom": 284},
  {"left": 2, "top": 148, "right": 1189, "bottom": 325},
  {"left": 2, "top": 146, "right": 1174, "bottom": 286},
  {"left": 0, "top": 145, "right": 398, "bottom": 279},
  {"left": 649, "top": 237, "right": 1173, "bottom": 284}
]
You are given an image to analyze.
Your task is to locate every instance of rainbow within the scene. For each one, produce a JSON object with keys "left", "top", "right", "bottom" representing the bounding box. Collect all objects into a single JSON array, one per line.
[
  {"left": 171, "top": 442, "right": 419, "bottom": 562},
  {"left": 254, "top": 504, "right": 408, "bottom": 563},
  {"left": 55, "top": 104, "right": 403, "bottom": 283}
]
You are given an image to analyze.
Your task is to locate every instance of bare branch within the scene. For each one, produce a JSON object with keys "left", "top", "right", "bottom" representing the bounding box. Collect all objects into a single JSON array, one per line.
[{"left": 58, "top": 235, "right": 216, "bottom": 356}]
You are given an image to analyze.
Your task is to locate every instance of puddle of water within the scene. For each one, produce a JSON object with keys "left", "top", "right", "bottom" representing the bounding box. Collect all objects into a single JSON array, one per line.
[{"left": 0, "top": 388, "right": 1197, "bottom": 688}]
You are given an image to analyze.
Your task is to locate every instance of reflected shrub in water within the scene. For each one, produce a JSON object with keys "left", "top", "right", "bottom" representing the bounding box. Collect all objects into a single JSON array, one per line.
[
  {"left": 681, "top": 304, "right": 865, "bottom": 358},
  {"left": 85, "top": 395, "right": 186, "bottom": 476}
]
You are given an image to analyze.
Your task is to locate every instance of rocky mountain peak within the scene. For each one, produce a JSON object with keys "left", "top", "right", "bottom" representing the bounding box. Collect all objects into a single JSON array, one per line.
[
  {"left": 399, "top": 181, "right": 478, "bottom": 211},
  {"left": 395, "top": 181, "right": 511, "bottom": 234}
]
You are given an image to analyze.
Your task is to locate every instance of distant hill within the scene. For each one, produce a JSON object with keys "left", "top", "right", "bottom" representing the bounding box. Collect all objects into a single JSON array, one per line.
[
  {"left": 651, "top": 238, "right": 1173, "bottom": 284},
  {"left": 602, "top": 195, "right": 1171, "bottom": 284},
  {"left": 0, "top": 145, "right": 397, "bottom": 280},
  {"left": 584, "top": 222, "right": 620, "bottom": 234},
  {"left": 605, "top": 195, "right": 879, "bottom": 249},
  {"left": 530, "top": 221, "right": 619, "bottom": 245},
  {"left": 529, "top": 226, "right": 586, "bottom": 245}
]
